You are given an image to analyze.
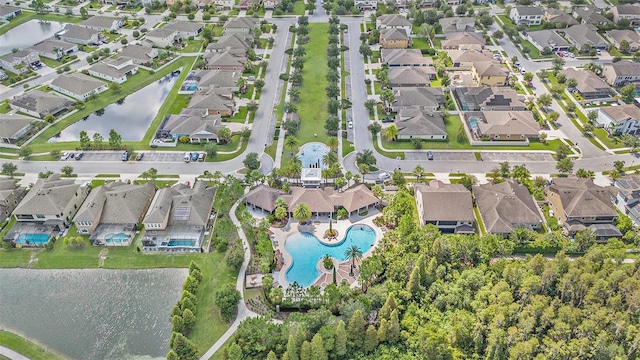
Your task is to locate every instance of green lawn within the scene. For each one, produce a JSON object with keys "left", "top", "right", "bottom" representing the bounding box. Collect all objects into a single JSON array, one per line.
[
  {"left": 342, "top": 139, "right": 354, "bottom": 157},
  {"left": 0, "top": 331, "right": 64, "bottom": 360},
  {"left": 292, "top": 0, "right": 306, "bottom": 14},
  {"left": 180, "top": 40, "right": 203, "bottom": 53},
  {"left": 410, "top": 37, "right": 430, "bottom": 50},
  {"left": 296, "top": 23, "right": 330, "bottom": 145},
  {"left": 382, "top": 115, "right": 470, "bottom": 150},
  {"left": 520, "top": 40, "right": 542, "bottom": 59}
]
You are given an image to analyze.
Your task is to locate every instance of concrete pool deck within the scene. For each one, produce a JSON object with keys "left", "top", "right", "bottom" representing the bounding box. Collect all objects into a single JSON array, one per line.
[{"left": 265, "top": 209, "right": 384, "bottom": 289}]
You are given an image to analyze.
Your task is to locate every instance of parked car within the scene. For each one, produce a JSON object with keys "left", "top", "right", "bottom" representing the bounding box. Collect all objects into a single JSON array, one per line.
[
  {"left": 69, "top": 153, "right": 75, "bottom": 159},
  {"left": 348, "top": 121, "right": 353, "bottom": 129},
  {"left": 121, "top": 151, "right": 128, "bottom": 161},
  {"left": 184, "top": 152, "right": 191, "bottom": 163},
  {"left": 427, "top": 151, "right": 434, "bottom": 160},
  {"left": 378, "top": 172, "right": 391, "bottom": 180},
  {"left": 61, "top": 152, "right": 71, "bottom": 161},
  {"left": 381, "top": 117, "right": 394, "bottom": 123},
  {"left": 191, "top": 152, "right": 199, "bottom": 162},
  {"left": 520, "top": 68, "right": 526, "bottom": 74},
  {"left": 556, "top": 52, "right": 564, "bottom": 57},
  {"left": 135, "top": 153, "right": 144, "bottom": 161},
  {"left": 75, "top": 152, "right": 83, "bottom": 160},
  {"left": 198, "top": 153, "right": 206, "bottom": 162}
]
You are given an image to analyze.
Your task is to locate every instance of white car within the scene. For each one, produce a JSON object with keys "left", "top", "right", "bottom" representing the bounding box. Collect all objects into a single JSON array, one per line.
[
  {"left": 348, "top": 121, "right": 353, "bottom": 129},
  {"left": 520, "top": 68, "right": 526, "bottom": 74},
  {"left": 60, "top": 152, "right": 70, "bottom": 161}
]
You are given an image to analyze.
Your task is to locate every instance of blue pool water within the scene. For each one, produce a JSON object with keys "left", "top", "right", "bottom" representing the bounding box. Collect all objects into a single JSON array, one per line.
[
  {"left": 469, "top": 118, "right": 479, "bottom": 130},
  {"left": 167, "top": 240, "right": 196, "bottom": 247},
  {"left": 285, "top": 225, "right": 376, "bottom": 287},
  {"left": 15, "top": 233, "right": 50, "bottom": 245},
  {"left": 105, "top": 232, "right": 130, "bottom": 244},
  {"left": 298, "top": 143, "right": 329, "bottom": 169}
]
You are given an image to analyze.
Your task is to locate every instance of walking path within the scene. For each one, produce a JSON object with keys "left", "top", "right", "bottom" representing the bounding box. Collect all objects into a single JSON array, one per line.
[
  {"left": 0, "top": 345, "right": 29, "bottom": 360},
  {"left": 199, "top": 193, "right": 258, "bottom": 360}
]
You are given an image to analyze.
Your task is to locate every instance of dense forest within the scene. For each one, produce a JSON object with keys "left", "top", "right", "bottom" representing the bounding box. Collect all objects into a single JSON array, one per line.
[{"left": 222, "top": 189, "right": 640, "bottom": 360}]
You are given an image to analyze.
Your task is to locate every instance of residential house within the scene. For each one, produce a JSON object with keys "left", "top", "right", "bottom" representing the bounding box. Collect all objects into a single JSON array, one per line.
[
  {"left": 12, "top": 174, "right": 89, "bottom": 227},
  {"left": 453, "top": 87, "right": 526, "bottom": 111},
  {"left": 562, "top": 24, "right": 608, "bottom": 50},
  {"left": 388, "top": 67, "right": 435, "bottom": 87},
  {"left": 603, "top": 60, "right": 640, "bottom": 86},
  {"left": 380, "top": 49, "right": 433, "bottom": 67},
  {"left": 179, "top": 69, "right": 239, "bottom": 94},
  {"left": 472, "top": 61, "right": 509, "bottom": 86},
  {"left": 29, "top": 39, "right": 77, "bottom": 60},
  {"left": 448, "top": 49, "right": 496, "bottom": 68},
  {"left": 438, "top": 17, "right": 476, "bottom": 33},
  {"left": 415, "top": 180, "right": 475, "bottom": 234},
  {"left": 394, "top": 109, "right": 447, "bottom": 140},
  {"left": 187, "top": 88, "right": 235, "bottom": 116},
  {"left": 223, "top": 17, "right": 259, "bottom": 35},
  {"left": 441, "top": 31, "right": 486, "bottom": 50},
  {"left": 546, "top": 177, "right": 619, "bottom": 237},
  {"left": 212, "top": 0, "right": 234, "bottom": 10},
  {"left": 144, "top": 28, "right": 179, "bottom": 48},
  {"left": 0, "top": 114, "right": 42, "bottom": 144},
  {"left": 562, "top": 67, "right": 614, "bottom": 99},
  {"left": 142, "top": 181, "right": 216, "bottom": 252},
  {"left": 391, "top": 87, "right": 445, "bottom": 112},
  {"left": 354, "top": 0, "right": 376, "bottom": 10},
  {"left": 58, "top": 24, "right": 102, "bottom": 45},
  {"left": 596, "top": 104, "right": 640, "bottom": 135},
  {"left": 379, "top": 28, "right": 411, "bottom": 49},
  {"left": 474, "top": 180, "right": 544, "bottom": 236},
  {"left": 263, "top": 0, "right": 282, "bottom": 9},
  {"left": 164, "top": 21, "right": 203, "bottom": 38},
  {"left": 510, "top": 6, "right": 544, "bottom": 26},
  {"left": 80, "top": 16, "right": 123, "bottom": 32},
  {"left": 612, "top": 4, "right": 640, "bottom": 25},
  {"left": 74, "top": 181, "right": 155, "bottom": 245},
  {"left": 156, "top": 109, "right": 226, "bottom": 143},
  {"left": 0, "top": 50, "right": 40, "bottom": 75},
  {"left": 573, "top": 6, "right": 612, "bottom": 26},
  {"left": 526, "top": 29, "right": 571, "bottom": 52},
  {"left": 118, "top": 44, "right": 159, "bottom": 65},
  {"left": 203, "top": 49, "right": 246, "bottom": 71},
  {"left": 376, "top": 14, "right": 413, "bottom": 34},
  {"left": 50, "top": 73, "right": 108, "bottom": 101},
  {"left": 238, "top": 0, "right": 260, "bottom": 10},
  {"left": 464, "top": 111, "right": 539, "bottom": 141},
  {"left": 0, "top": 179, "right": 26, "bottom": 222},
  {"left": 611, "top": 176, "right": 640, "bottom": 226},
  {"left": 206, "top": 34, "right": 251, "bottom": 53},
  {"left": 0, "top": 7, "right": 21, "bottom": 21},
  {"left": 87, "top": 57, "right": 138, "bottom": 84},
  {"left": 543, "top": 8, "right": 578, "bottom": 27},
  {"left": 606, "top": 30, "right": 640, "bottom": 53},
  {"left": 9, "top": 90, "right": 75, "bottom": 119}
]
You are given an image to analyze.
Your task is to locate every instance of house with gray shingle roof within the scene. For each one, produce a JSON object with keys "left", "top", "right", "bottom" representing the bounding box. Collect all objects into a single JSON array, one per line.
[
  {"left": 603, "top": 59, "right": 640, "bottom": 86},
  {"left": 441, "top": 31, "right": 486, "bottom": 50},
  {"left": 391, "top": 87, "right": 444, "bottom": 112},
  {"left": 573, "top": 6, "right": 611, "bottom": 26},
  {"left": 80, "top": 16, "right": 123, "bottom": 32},
  {"left": 118, "top": 44, "right": 159, "bottom": 65},
  {"left": 415, "top": 180, "right": 475, "bottom": 234},
  {"left": 223, "top": 17, "right": 259, "bottom": 35},
  {"left": 613, "top": 4, "right": 640, "bottom": 25},
  {"left": 29, "top": 39, "right": 77, "bottom": 60},
  {"left": 9, "top": 90, "right": 75, "bottom": 119},
  {"left": 0, "top": 113, "right": 42, "bottom": 144},
  {"left": 142, "top": 181, "right": 216, "bottom": 251},
  {"left": 546, "top": 177, "right": 619, "bottom": 237},
  {"left": 206, "top": 34, "right": 251, "bottom": 53},
  {"left": 164, "top": 21, "right": 203, "bottom": 37},
  {"left": 611, "top": 175, "right": 640, "bottom": 226},
  {"left": 13, "top": 174, "right": 88, "bottom": 226},
  {"left": 388, "top": 67, "right": 435, "bottom": 87},
  {"left": 0, "top": 50, "right": 40, "bottom": 75},
  {"left": 474, "top": 180, "right": 544, "bottom": 236},
  {"left": 543, "top": 9, "right": 578, "bottom": 27},
  {"left": 562, "top": 24, "right": 608, "bottom": 50},
  {"left": 526, "top": 30, "right": 571, "bottom": 52},
  {"left": 453, "top": 87, "right": 526, "bottom": 111},
  {"left": 510, "top": 6, "right": 544, "bottom": 26},
  {"left": 0, "top": 179, "right": 26, "bottom": 222},
  {"left": 203, "top": 49, "right": 247, "bottom": 72},
  {"left": 87, "top": 57, "right": 138, "bottom": 84},
  {"left": 596, "top": 104, "right": 640, "bottom": 135},
  {"left": 187, "top": 87, "right": 235, "bottom": 116},
  {"left": 157, "top": 110, "right": 226, "bottom": 143},
  {"left": 74, "top": 181, "right": 155, "bottom": 244},
  {"left": 381, "top": 49, "right": 433, "bottom": 67},
  {"left": 0, "top": 6, "right": 21, "bottom": 21},
  {"left": 376, "top": 14, "right": 413, "bottom": 34},
  {"left": 395, "top": 109, "right": 447, "bottom": 140},
  {"left": 464, "top": 111, "right": 539, "bottom": 141},
  {"left": 439, "top": 17, "right": 476, "bottom": 33},
  {"left": 58, "top": 24, "right": 102, "bottom": 45},
  {"left": 144, "top": 28, "right": 178, "bottom": 48},
  {"left": 562, "top": 68, "right": 613, "bottom": 99},
  {"left": 50, "top": 73, "right": 108, "bottom": 101},
  {"left": 379, "top": 28, "right": 411, "bottom": 49},
  {"left": 606, "top": 30, "right": 640, "bottom": 53}
]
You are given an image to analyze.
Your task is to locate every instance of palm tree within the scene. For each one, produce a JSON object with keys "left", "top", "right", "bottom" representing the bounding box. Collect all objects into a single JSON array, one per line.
[
  {"left": 413, "top": 165, "right": 425, "bottom": 183},
  {"left": 322, "top": 151, "right": 338, "bottom": 167},
  {"left": 335, "top": 177, "right": 346, "bottom": 191},
  {"left": 285, "top": 135, "right": 299, "bottom": 155},
  {"left": 275, "top": 197, "right": 287, "bottom": 209},
  {"left": 344, "top": 245, "right": 363, "bottom": 276},
  {"left": 384, "top": 125, "right": 398, "bottom": 142},
  {"left": 326, "top": 137, "right": 338, "bottom": 152},
  {"left": 292, "top": 203, "right": 312, "bottom": 224},
  {"left": 237, "top": 77, "right": 247, "bottom": 93}
]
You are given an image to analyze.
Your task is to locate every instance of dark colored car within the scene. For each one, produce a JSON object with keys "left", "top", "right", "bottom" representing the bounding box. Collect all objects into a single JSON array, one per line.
[
  {"left": 381, "top": 118, "right": 394, "bottom": 123},
  {"left": 122, "top": 151, "right": 128, "bottom": 161},
  {"left": 191, "top": 152, "right": 199, "bottom": 162},
  {"left": 75, "top": 152, "right": 83, "bottom": 160},
  {"left": 427, "top": 151, "right": 434, "bottom": 160},
  {"left": 136, "top": 153, "right": 144, "bottom": 161}
]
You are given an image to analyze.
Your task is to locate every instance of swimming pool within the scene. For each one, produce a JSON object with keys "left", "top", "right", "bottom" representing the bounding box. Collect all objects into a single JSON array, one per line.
[
  {"left": 468, "top": 118, "right": 479, "bottom": 130},
  {"left": 167, "top": 240, "right": 196, "bottom": 247},
  {"left": 298, "top": 143, "right": 329, "bottom": 169},
  {"left": 284, "top": 225, "right": 377, "bottom": 287},
  {"left": 15, "top": 233, "right": 50, "bottom": 245},
  {"left": 105, "top": 232, "right": 130, "bottom": 244}
]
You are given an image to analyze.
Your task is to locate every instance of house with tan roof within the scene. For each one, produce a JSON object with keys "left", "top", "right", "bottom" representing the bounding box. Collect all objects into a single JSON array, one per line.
[
  {"left": 380, "top": 49, "right": 433, "bottom": 67},
  {"left": 58, "top": 24, "right": 102, "bottom": 45},
  {"left": 118, "top": 44, "right": 159, "bottom": 65},
  {"left": 448, "top": 49, "right": 496, "bottom": 69},
  {"left": 0, "top": 179, "right": 26, "bottom": 222},
  {"left": 543, "top": 9, "right": 578, "bottom": 27},
  {"left": 562, "top": 24, "right": 608, "bottom": 50},
  {"left": 204, "top": 49, "right": 246, "bottom": 72},
  {"left": 87, "top": 57, "right": 138, "bottom": 84},
  {"left": 142, "top": 181, "right": 216, "bottom": 251},
  {"left": 439, "top": 17, "right": 476, "bottom": 33},
  {"left": 415, "top": 180, "right": 475, "bottom": 234},
  {"left": 613, "top": 4, "right": 640, "bottom": 25},
  {"left": 391, "top": 87, "right": 445, "bottom": 112},
  {"left": 29, "top": 39, "right": 77, "bottom": 60},
  {"left": 206, "top": 34, "right": 252, "bottom": 53},
  {"left": 562, "top": 68, "right": 613, "bottom": 99},
  {"left": 388, "top": 67, "right": 435, "bottom": 87},
  {"left": 376, "top": 14, "right": 413, "bottom": 34},
  {"left": 474, "top": 180, "right": 544, "bottom": 236},
  {"left": 74, "top": 181, "right": 156, "bottom": 245},
  {"left": 187, "top": 87, "right": 235, "bottom": 116},
  {"left": 223, "top": 17, "right": 259, "bottom": 35},
  {"left": 179, "top": 69, "right": 240, "bottom": 95},
  {"left": 464, "top": 111, "right": 539, "bottom": 141},
  {"left": 573, "top": 6, "right": 612, "bottom": 26},
  {"left": 596, "top": 104, "right": 640, "bottom": 135},
  {"left": 546, "top": 177, "right": 619, "bottom": 237},
  {"left": 50, "top": 73, "right": 108, "bottom": 101},
  {"left": 394, "top": 109, "right": 447, "bottom": 140},
  {"left": 80, "top": 16, "right": 123, "bottom": 32},
  {"left": 244, "top": 185, "right": 285, "bottom": 212},
  {"left": 0, "top": 114, "right": 43, "bottom": 144},
  {"left": 453, "top": 86, "right": 526, "bottom": 111},
  {"left": 472, "top": 60, "right": 508, "bottom": 86},
  {"left": 526, "top": 30, "right": 571, "bottom": 52},
  {"left": 606, "top": 30, "right": 640, "bottom": 53},
  {"left": 13, "top": 174, "right": 88, "bottom": 227},
  {"left": 156, "top": 109, "right": 226, "bottom": 143},
  {"left": 603, "top": 60, "right": 640, "bottom": 86},
  {"left": 9, "top": 90, "right": 75, "bottom": 119},
  {"left": 379, "top": 28, "right": 411, "bottom": 49},
  {"left": 441, "top": 31, "right": 486, "bottom": 50}
]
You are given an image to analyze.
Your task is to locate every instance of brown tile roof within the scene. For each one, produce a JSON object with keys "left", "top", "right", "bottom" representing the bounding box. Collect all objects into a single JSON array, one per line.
[
  {"left": 244, "top": 184, "right": 285, "bottom": 212},
  {"left": 547, "top": 177, "right": 617, "bottom": 218},
  {"left": 474, "top": 180, "right": 543, "bottom": 234}
]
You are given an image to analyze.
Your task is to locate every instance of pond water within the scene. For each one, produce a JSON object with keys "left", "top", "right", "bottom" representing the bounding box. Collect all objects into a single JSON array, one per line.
[
  {"left": 0, "top": 20, "right": 66, "bottom": 56},
  {"left": 48, "top": 74, "right": 178, "bottom": 143},
  {"left": 0, "top": 268, "right": 187, "bottom": 360}
]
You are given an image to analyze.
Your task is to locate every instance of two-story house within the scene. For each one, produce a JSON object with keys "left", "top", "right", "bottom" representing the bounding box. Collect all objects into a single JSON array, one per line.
[
  {"left": 376, "top": 14, "right": 413, "bottom": 34},
  {"left": 0, "top": 179, "right": 26, "bottom": 222},
  {"left": 613, "top": 4, "right": 640, "bottom": 25},
  {"left": 562, "top": 68, "right": 614, "bottom": 99},
  {"left": 611, "top": 176, "right": 640, "bottom": 227},
  {"left": 510, "top": 6, "right": 544, "bottom": 26},
  {"left": 379, "top": 28, "right": 411, "bottom": 49},
  {"left": 415, "top": 180, "right": 475, "bottom": 234},
  {"left": 603, "top": 60, "right": 640, "bottom": 86},
  {"left": 596, "top": 104, "right": 640, "bottom": 135}
]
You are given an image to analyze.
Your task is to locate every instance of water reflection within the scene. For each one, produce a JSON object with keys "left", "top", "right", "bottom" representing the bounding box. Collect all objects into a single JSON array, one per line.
[
  {"left": 0, "top": 268, "right": 187, "bottom": 360},
  {"left": 48, "top": 75, "right": 177, "bottom": 143},
  {"left": 0, "top": 20, "right": 66, "bottom": 56}
]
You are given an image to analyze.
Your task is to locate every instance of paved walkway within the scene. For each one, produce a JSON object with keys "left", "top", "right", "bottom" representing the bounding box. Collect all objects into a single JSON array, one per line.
[{"left": 0, "top": 345, "right": 29, "bottom": 360}]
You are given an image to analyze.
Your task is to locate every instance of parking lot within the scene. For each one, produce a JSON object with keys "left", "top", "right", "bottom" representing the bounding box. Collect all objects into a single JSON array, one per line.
[
  {"left": 481, "top": 152, "right": 554, "bottom": 162},
  {"left": 58, "top": 151, "right": 199, "bottom": 163}
]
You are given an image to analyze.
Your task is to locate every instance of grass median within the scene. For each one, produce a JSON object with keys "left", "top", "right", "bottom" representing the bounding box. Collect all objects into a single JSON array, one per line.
[{"left": 0, "top": 330, "right": 64, "bottom": 360}]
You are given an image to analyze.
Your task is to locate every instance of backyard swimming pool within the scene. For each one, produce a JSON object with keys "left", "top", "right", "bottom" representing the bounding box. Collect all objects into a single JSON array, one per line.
[
  {"left": 298, "top": 143, "right": 329, "bottom": 169},
  {"left": 284, "top": 225, "right": 376, "bottom": 287},
  {"left": 105, "top": 232, "right": 130, "bottom": 244},
  {"left": 15, "top": 233, "right": 50, "bottom": 245}
]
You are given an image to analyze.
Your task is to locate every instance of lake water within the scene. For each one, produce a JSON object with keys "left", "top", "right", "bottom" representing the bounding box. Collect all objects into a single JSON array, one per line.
[
  {"left": 0, "top": 268, "right": 187, "bottom": 360},
  {"left": 0, "top": 20, "right": 66, "bottom": 56},
  {"left": 48, "top": 74, "right": 178, "bottom": 143}
]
